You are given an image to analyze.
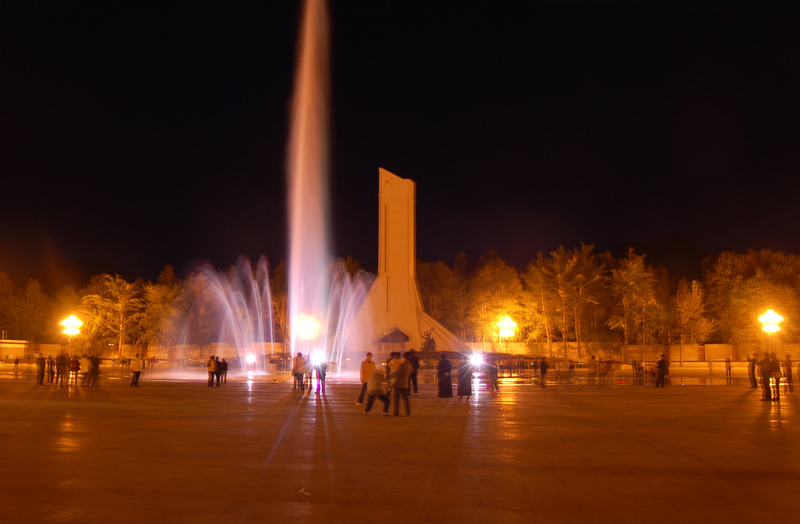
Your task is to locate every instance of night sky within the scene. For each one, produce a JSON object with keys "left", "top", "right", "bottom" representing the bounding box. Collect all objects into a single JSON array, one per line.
[{"left": 3, "top": 2, "right": 800, "bottom": 291}]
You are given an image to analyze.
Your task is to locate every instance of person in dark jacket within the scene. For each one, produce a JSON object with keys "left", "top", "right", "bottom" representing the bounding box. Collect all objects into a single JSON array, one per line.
[{"left": 437, "top": 353, "right": 452, "bottom": 398}]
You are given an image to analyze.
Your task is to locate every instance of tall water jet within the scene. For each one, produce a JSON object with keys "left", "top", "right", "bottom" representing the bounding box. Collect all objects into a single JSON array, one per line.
[{"left": 287, "top": 0, "right": 331, "bottom": 358}]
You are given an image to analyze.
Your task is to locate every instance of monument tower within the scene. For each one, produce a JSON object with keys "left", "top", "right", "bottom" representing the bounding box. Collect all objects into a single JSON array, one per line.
[{"left": 348, "top": 168, "right": 468, "bottom": 356}]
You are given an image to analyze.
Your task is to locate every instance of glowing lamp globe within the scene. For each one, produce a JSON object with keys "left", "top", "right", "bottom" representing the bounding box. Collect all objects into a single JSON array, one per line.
[
  {"left": 61, "top": 315, "right": 83, "bottom": 336},
  {"left": 245, "top": 353, "right": 257, "bottom": 364},
  {"left": 470, "top": 353, "right": 484, "bottom": 366},
  {"left": 759, "top": 310, "right": 783, "bottom": 334}
]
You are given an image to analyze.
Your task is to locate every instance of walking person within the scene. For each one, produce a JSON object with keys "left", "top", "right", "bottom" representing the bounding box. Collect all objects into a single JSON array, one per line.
[
  {"left": 357, "top": 352, "right": 375, "bottom": 405},
  {"left": 207, "top": 355, "right": 217, "bottom": 387},
  {"left": 408, "top": 349, "right": 420, "bottom": 396},
  {"left": 757, "top": 352, "right": 772, "bottom": 401},
  {"left": 588, "top": 355, "right": 598, "bottom": 387},
  {"left": 214, "top": 356, "right": 222, "bottom": 386},
  {"left": 35, "top": 353, "right": 46, "bottom": 385},
  {"left": 390, "top": 352, "right": 412, "bottom": 416},
  {"left": 220, "top": 358, "right": 228, "bottom": 384},
  {"left": 539, "top": 358, "right": 548, "bottom": 388},
  {"left": 437, "top": 353, "right": 453, "bottom": 398},
  {"left": 707, "top": 357, "right": 714, "bottom": 376},
  {"left": 363, "top": 367, "right": 390, "bottom": 415},
  {"left": 315, "top": 356, "right": 328, "bottom": 394},
  {"left": 783, "top": 354, "right": 794, "bottom": 394},
  {"left": 130, "top": 353, "right": 143, "bottom": 387},
  {"left": 725, "top": 357, "right": 732, "bottom": 384},
  {"left": 655, "top": 354, "right": 668, "bottom": 388},
  {"left": 292, "top": 352, "right": 306, "bottom": 391},
  {"left": 91, "top": 354, "right": 101, "bottom": 386},
  {"left": 69, "top": 356, "right": 80, "bottom": 386},
  {"left": 80, "top": 354, "right": 93, "bottom": 386},
  {"left": 747, "top": 354, "right": 758, "bottom": 388},
  {"left": 770, "top": 353, "right": 782, "bottom": 401},
  {"left": 488, "top": 358, "right": 500, "bottom": 392},
  {"left": 55, "top": 352, "right": 68, "bottom": 386},
  {"left": 46, "top": 355, "right": 55, "bottom": 384}
]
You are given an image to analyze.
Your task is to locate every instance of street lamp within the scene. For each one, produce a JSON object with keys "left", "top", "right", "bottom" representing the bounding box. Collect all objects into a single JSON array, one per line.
[
  {"left": 759, "top": 310, "right": 783, "bottom": 334},
  {"left": 497, "top": 316, "right": 516, "bottom": 353},
  {"left": 61, "top": 315, "right": 83, "bottom": 354}
]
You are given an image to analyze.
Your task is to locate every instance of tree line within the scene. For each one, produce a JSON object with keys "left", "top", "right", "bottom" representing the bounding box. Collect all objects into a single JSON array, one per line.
[{"left": 0, "top": 247, "right": 797, "bottom": 358}]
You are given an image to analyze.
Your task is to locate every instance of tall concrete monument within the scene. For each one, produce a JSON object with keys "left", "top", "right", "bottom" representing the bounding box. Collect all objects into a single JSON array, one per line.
[{"left": 348, "top": 168, "right": 469, "bottom": 356}]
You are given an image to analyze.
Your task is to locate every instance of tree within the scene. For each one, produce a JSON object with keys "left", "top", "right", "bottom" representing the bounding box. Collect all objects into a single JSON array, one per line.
[
  {"left": 4, "top": 279, "right": 52, "bottom": 343},
  {"left": 522, "top": 258, "right": 558, "bottom": 355},
  {"left": 607, "top": 249, "right": 656, "bottom": 350},
  {"left": 674, "top": 279, "right": 715, "bottom": 366},
  {"left": 417, "top": 260, "right": 459, "bottom": 329},
  {"left": 141, "top": 266, "right": 184, "bottom": 348},
  {"left": 81, "top": 274, "right": 144, "bottom": 357},
  {"left": 467, "top": 252, "right": 523, "bottom": 346}
]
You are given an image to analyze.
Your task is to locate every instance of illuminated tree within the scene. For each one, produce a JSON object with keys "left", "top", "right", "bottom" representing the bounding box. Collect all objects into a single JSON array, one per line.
[
  {"left": 674, "top": 279, "right": 715, "bottom": 365},
  {"left": 607, "top": 249, "right": 655, "bottom": 349},
  {"left": 417, "top": 260, "right": 459, "bottom": 330},
  {"left": 467, "top": 252, "right": 523, "bottom": 345},
  {"left": 81, "top": 274, "right": 144, "bottom": 357},
  {"left": 141, "top": 266, "right": 184, "bottom": 348}
]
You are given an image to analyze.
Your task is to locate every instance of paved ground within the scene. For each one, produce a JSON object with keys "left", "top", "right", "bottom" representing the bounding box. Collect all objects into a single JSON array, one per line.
[{"left": 2, "top": 368, "right": 798, "bottom": 524}]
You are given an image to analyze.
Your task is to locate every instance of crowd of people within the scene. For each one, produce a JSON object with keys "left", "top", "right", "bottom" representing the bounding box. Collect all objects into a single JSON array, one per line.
[
  {"left": 749, "top": 352, "right": 794, "bottom": 401},
  {"left": 290, "top": 352, "right": 328, "bottom": 394},
  {"left": 206, "top": 355, "right": 229, "bottom": 387}
]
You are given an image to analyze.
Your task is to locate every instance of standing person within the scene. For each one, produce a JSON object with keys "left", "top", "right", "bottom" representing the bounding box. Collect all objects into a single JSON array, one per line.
[
  {"left": 457, "top": 357, "right": 472, "bottom": 399},
  {"left": 80, "top": 354, "right": 93, "bottom": 386},
  {"left": 220, "top": 358, "right": 228, "bottom": 384},
  {"left": 782, "top": 354, "right": 794, "bottom": 394},
  {"left": 130, "top": 353, "right": 142, "bottom": 387},
  {"left": 437, "top": 353, "right": 453, "bottom": 398},
  {"left": 89, "top": 354, "right": 100, "bottom": 386},
  {"left": 304, "top": 355, "right": 314, "bottom": 391},
  {"left": 35, "top": 353, "right": 46, "bottom": 385},
  {"left": 69, "top": 356, "right": 80, "bottom": 386},
  {"left": 292, "top": 353, "right": 306, "bottom": 391},
  {"left": 357, "top": 352, "right": 375, "bottom": 405},
  {"left": 214, "top": 356, "right": 222, "bottom": 386},
  {"left": 539, "top": 358, "right": 548, "bottom": 387},
  {"left": 588, "top": 355, "right": 598, "bottom": 387},
  {"left": 207, "top": 355, "right": 217, "bottom": 387},
  {"left": 757, "top": 352, "right": 772, "bottom": 401},
  {"left": 315, "top": 357, "right": 328, "bottom": 394},
  {"left": 770, "top": 353, "right": 782, "bottom": 401},
  {"left": 55, "top": 352, "right": 68, "bottom": 386},
  {"left": 390, "top": 352, "right": 412, "bottom": 416},
  {"left": 363, "top": 367, "right": 390, "bottom": 415},
  {"left": 747, "top": 354, "right": 758, "bottom": 388},
  {"left": 13, "top": 357, "right": 19, "bottom": 372},
  {"left": 724, "top": 357, "right": 732, "bottom": 378},
  {"left": 568, "top": 360, "right": 575, "bottom": 384},
  {"left": 46, "top": 355, "right": 55, "bottom": 384},
  {"left": 707, "top": 357, "right": 713, "bottom": 376},
  {"left": 488, "top": 358, "right": 500, "bottom": 392},
  {"left": 408, "top": 349, "right": 420, "bottom": 396},
  {"left": 655, "top": 354, "right": 668, "bottom": 388}
]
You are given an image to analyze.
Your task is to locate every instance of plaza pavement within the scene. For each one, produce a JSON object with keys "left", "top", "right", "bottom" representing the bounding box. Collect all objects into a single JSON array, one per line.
[{"left": 1, "top": 368, "right": 798, "bottom": 524}]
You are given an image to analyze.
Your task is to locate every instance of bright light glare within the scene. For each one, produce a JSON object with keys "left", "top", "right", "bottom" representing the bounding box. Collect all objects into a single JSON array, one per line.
[
  {"left": 311, "top": 351, "right": 326, "bottom": 365},
  {"left": 297, "top": 315, "right": 321, "bottom": 340},
  {"left": 61, "top": 315, "right": 83, "bottom": 336},
  {"left": 497, "top": 316, "right": 516, "bottom": 338},
  {"left": 760, "top": 309, "right": 783, "bottom": 333},
  {"left": 470, "top": 353, "right": 484, "bottom": 366},
  {"left": 245, "top": 353, "right": 257, "bottom": 364}
]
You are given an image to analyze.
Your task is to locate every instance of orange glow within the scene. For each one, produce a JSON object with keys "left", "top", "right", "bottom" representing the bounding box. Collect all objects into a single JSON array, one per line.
[
  {"left": 760, "top": 310, "right": 783, "bottom": 334},
  {"left": 61, "top": 315, "right": 83, "bottom": 337}
]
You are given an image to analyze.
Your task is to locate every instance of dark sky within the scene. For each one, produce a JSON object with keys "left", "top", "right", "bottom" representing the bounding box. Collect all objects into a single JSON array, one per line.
[{"left": 3, "top": 2, "right": 800, "bottom": 290}]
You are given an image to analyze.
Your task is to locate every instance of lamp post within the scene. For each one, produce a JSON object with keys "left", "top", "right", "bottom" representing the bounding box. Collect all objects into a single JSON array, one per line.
[
  {"left": 61, "top": 315, "right": 83, "bottom": 355},
  {"left": 497, "top": 316, "right": 516, "bottom": 353},
  {"left": 759, "top": 309, "right": 783, "bottom": 352}
]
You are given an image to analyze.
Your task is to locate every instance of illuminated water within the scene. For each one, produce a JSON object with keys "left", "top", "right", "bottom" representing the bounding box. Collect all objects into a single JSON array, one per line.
[{"left": 183, "top": 0, "right": 371, "bottom": 376}]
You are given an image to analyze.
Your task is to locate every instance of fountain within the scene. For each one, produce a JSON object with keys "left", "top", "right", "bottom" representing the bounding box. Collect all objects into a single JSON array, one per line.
[{"left": 179, "top": 0, "right": 374, "bottom": 377}]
